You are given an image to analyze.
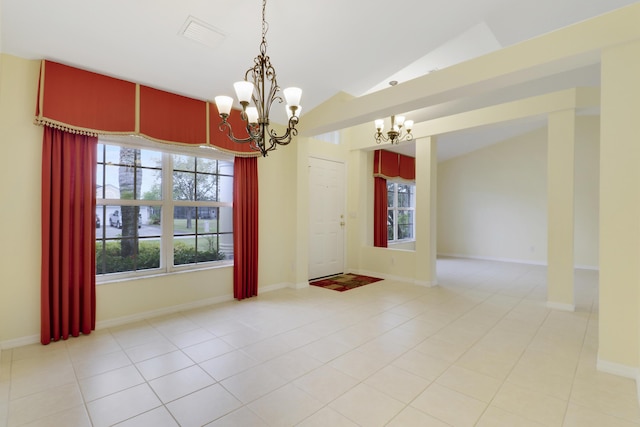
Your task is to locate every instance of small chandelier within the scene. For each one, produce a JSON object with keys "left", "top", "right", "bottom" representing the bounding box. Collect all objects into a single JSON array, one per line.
[
  {"left": 374, "top": 115, "right": 414, "bottom": 145},
  {"left": 214, "top": 0, "right": 302, "bottom": 157},
  {"left": 373, "top": 81, "right": 413, "bottom": 145}
]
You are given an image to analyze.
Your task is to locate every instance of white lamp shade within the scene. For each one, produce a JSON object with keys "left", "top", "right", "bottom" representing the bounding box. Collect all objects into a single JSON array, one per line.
[
  {"left": 375, "top": 119, "right": 384, "bottom": 131},
  {"left": 246, "top": 106, "right": 259, "bottom": 124},
  {"left": 234, "top": 81, "right": 254, "bottom": 103},
  {"left": 287, "top": 104, "right": 301, "bottom": 119},
  {"left": 283, "top": 87, "right": 302, "bottom": 107},
  {"left": 404, "top": 120, "right": 414, "bottom": 131},
  {"left": 214, "top": 96, "right": 233, "bottom": 116},
  {"left": 396, "top": 116, "right": 406, "bottom": 127}
]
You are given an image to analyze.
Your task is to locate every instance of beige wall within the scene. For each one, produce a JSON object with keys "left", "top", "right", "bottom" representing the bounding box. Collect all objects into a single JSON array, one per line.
[
  {"left": 599, "top": 39, "right": 640, "bottom": 372},
  {"left": 0, "top": 55, "right": 43, "bottom": 345},
  {"left": 437, "top": 116, "right": 600, "bottom": 268},
  {"left": 0, "top": 55, "right": 298, "bottom": 347}
]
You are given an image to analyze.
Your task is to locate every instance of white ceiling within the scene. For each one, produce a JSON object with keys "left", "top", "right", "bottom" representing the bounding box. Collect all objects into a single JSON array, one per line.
[{"left": 1, "top": 0, "right": 635, "bottom": 160}]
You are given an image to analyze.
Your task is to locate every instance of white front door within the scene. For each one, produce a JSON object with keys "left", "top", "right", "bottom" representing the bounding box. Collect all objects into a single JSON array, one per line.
[{"left": 308, "top": 157, "right": 345, "bottom": 280}]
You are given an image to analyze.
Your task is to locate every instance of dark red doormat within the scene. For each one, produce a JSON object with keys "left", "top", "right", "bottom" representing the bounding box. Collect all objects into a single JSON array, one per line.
[{"left": 309, "top": 273, "right": 383, "bottom": 292}]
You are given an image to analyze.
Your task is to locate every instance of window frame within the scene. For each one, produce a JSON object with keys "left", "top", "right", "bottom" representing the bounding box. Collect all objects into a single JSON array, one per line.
[
  {"left": 95, "top": 136, "right": 234, "bottom": 284},
  {"left": 387, "top": 180, "right": 416, "bottom": 243}
]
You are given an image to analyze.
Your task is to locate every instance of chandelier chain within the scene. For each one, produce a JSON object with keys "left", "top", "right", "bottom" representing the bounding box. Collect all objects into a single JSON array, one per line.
[
  {"left": 213, "top": 0, "right": 301, "bottom": 157},
  {"left": 260, "top": 0, "right": 268, "bottom": 57}
]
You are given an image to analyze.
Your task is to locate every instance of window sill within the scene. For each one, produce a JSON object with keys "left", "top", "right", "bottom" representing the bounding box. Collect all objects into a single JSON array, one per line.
[
  {"left": 388, "top": 240, "right": 416, "bottom": 250},
  {"left": 96, "top": 260, "right": 233, "bottom": 285}
]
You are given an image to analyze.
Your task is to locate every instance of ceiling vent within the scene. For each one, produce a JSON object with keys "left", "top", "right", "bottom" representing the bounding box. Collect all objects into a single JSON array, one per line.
[{"left": 179, "top": 16, "right": 226, "bottom": 49}]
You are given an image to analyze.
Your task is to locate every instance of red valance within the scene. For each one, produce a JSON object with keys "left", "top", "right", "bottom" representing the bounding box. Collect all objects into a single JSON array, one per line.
[
  {"left": 34, "top": 60, "right": 259, "bottom": 157},
  {"left": 139, "top": 86, "right": 207, "bottom": 145},
  {"left": 399, "top": 154, "right": 415, "bottom": 180},
  {"left": 374, "top": 149, "right": 415, "bottom": 181},
  {"left": 35, "top": 60, "right": 136, "bottom": 134}
]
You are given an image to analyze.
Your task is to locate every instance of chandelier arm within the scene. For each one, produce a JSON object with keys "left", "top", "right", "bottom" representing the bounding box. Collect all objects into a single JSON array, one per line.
[
  {"left": 268, "top": 123, "right": 298, "bottom": 146},
  {"left": 268, "top": 115, "right": 298, "bottom": 143},
  {"left": 374, "top": 131, "right": 390, "bottom": 144},
  {"left": 218, "top": 120, "right": 256, "bottom": 144}
]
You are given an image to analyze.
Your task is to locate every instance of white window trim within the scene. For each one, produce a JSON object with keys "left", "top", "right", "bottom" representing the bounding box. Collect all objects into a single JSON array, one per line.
[
  {"left": 96, "top": 136, "right": 234, "bottom": 284},
  {"left": 388, "top": 180, "right": 416, "bottom": 243}
]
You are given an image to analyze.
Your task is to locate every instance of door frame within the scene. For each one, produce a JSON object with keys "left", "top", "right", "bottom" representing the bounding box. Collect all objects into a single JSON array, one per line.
[{"left": 308, "top": 155, "right": 347, "bottom": 280}]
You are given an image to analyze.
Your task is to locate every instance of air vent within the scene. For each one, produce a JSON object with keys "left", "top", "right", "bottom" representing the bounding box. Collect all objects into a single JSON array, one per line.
[{"left": 179, "top": 16, "right": 226, "bottom": 49}]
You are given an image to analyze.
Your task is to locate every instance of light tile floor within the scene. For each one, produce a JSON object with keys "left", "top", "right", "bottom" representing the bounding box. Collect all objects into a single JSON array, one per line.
[{"left": 1, "top": 258, "right": 640, "bottom": 426}]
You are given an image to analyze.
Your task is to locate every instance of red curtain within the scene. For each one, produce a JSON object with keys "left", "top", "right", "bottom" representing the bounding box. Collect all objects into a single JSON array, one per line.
[
  {"left": 36, "top": 60, "right": 136, "bottom": 134},
  {"left": 139, "top": 86, "right": 207, "bottom": 144},
  {"left": 374, "top": 149, "right": 415, "bottom": 180},
  {"left": 398, "top": 155, "right": 416, "bottom": 180},
  {"left": 233, "top": 157, "right": 259, "bottom": 300},
  {"left": 35, "top": 60, "right": 259, "bottom": 156},
  {"left": 374, "top": 177, "right": 388, "bottom": 248},
  {"left": 41, "top": 127, "right": 97, "bottom": 344}
]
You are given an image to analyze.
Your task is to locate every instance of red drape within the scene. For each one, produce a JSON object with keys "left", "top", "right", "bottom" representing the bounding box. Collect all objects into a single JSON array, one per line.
[
  {"left": 139, "top": 86, "right": 207, "bottom": 144},
  {"left": 41, "top": 127, "right": 97, "bottom": 344},
  {"left": 233, "top": 157, "right": 259, "bottom": 300},
  {"left": 374, "top": 149, "right": 415, "bottom": 180},
  {"left": 35, "top": 61, "right": 136, "bottom": 134},
  {"left": 398, "top": 155, "right": 416, "bottom": 180},
  {"left": 35, "top": 60, "right": 259, "bottom": 156},
  {"left": 374, "top": 177, "right": 388, "bottom": 248}
]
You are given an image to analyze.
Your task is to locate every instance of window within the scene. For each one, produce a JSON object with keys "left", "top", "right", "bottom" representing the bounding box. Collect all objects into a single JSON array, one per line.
[
  {"left": 95, "top": 139, "right": 233, "bottom": 279},
  {"left": 387, "top": 181, "right": 415, "bottom": 242},
  {"left": 171, "top": 154, "right": 234, "bottom": 266},
  {"left": 313, "top": 130, "right": 341, "bottom": 145}
]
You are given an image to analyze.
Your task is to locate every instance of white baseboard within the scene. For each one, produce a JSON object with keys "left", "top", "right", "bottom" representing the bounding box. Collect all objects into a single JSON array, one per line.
[
  {"left": 415, "top": 279, "right": 438, "bottom": 287},
  {"left": 0, "top": 334, "right": 40, "bottom": 350},
  {"left": 290, "top": 281, "right": 310, "bottom": 290},
  {"left": 438, "top": 253, "right": 547, "bottom": 266},
  {"left": 259, "top": 282, "right": 290, "bottom": 293},
  {"left": 597, "top": 358, "right": 640, "bottom": 405},
  {"left": 575, "top": 264, "right": 600, "bottom": 271},
  {"left": 100, "top": 281, "right": 299, "bottom": 330},
  {"left": 0, "top": 282, "right": 296, "bottom": 350},
  {"left": 97, "top": 294, "right": 235, "bottom": 330},
  {"left": 348, "top": 269, "right": 435, "bottom": 286},
  {"left": 597, "top": 357, "right": 639, "bottom": 379},
  {"left": 438, "top": 253, "right": 600, "bottom": 271},
  {"left": 546, "top": 301, "right": 576, "bottom": 312}
]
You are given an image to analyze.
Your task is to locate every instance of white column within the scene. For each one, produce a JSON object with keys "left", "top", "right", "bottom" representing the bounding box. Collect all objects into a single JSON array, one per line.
[
  {"left": 293, "top": 136, "right": 310, "bottom": 288},
  {"left": 415, "top": 136, "right": 438, "bottom": 286},
  {"left": 546, "top": 109, "right": 576, "bottom": 311}
]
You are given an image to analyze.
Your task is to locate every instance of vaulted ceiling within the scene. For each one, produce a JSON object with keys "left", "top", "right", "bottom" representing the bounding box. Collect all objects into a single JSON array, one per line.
[{"left": 1, "top": 0, "right": 636, "bottom": 159}]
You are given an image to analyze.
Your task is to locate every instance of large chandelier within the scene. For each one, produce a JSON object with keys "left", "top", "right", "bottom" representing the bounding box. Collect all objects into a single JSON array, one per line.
[{"left": 214, "top": 0, "right": 302, "bottom": 157}]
